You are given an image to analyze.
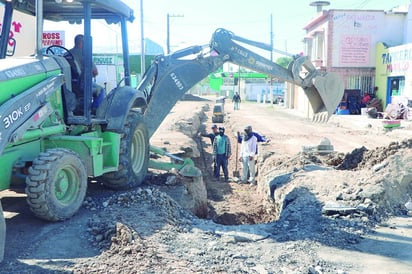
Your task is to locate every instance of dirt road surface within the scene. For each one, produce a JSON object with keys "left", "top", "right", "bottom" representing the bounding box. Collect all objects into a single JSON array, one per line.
[{"left": 1, "top": 96, "right": 412, "bottom": 273}]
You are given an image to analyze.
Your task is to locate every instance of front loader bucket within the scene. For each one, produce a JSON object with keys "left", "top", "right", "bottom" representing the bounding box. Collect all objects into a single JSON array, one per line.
[
  {"left": 179, "top": 164, "right": 202, "bottom": 177},
  {"left": 306, "top": 72, "right": 344, "bottom": 122}
]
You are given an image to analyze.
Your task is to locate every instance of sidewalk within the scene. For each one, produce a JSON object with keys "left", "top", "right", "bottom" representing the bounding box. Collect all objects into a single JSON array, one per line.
[
  {"left": 329, "top": 111, "right": 412, "bottom": 131},
  {"left": 266, "top": 102, "right": 412, "bottom": 133}
]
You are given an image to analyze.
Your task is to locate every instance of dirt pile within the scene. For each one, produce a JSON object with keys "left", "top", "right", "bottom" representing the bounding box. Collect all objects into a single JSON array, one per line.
[
  {"left": 335, "top": 139, "right": 412, "bottom": 170},
  {"left": 259, "top": 138, "right": 412, "bottom": 172},
  {"left": 72, "top": 186, "right": 358, "bottom": 274},
  {"left": 71, "top": 101, "right": 412, "bottom": 273},
  {"left": 73, "top": 187, "right": 195, "bottom": 274},
  {"left": 68, "top": 144, "right": 412, "bottom": 273},
  {"left": 259, "top": 139, "right": 412, "bottom": 221}
]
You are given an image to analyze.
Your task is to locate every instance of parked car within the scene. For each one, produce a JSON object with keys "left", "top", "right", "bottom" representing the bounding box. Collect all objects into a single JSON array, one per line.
[
  {"left": 212, "top": 103, "right": 224, "bottom": 123},
  {"left": 272, "top": 88, "right": 284, "bottom": 104}
]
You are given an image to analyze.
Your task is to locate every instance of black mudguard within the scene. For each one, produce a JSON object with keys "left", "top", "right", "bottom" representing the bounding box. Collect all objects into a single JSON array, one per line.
[{"left": 98, "top": 86, "right": 147, "bottom": 132}]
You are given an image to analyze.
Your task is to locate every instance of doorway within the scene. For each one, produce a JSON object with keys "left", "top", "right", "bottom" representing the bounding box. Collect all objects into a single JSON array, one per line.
[{"left": 387, "top": 76, "right": 405, "bottom": 104}]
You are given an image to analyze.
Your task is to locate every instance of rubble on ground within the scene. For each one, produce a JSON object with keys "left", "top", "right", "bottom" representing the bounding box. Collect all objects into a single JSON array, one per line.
[
  {"left": 69, "top": 104, "right": 412, "bottom": 274},
  {"left": 3, "top": 98, "right": 410, "bottom": 274}
]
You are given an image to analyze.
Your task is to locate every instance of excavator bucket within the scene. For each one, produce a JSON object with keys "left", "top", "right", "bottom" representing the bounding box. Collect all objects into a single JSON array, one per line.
[
  {"left": 307, "top": 73, "right": 344, "bottom": 122},
  {"left": 289, "top": 56, "right": 344, "bottom": 122}
]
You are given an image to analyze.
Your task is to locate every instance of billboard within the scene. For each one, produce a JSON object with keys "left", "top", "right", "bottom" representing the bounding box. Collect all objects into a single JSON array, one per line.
[
  {"left": 0, "top": 5, "right": 36, "bottom": 56},
  {"left": 331, "top": 10, "right": 384, "bottom": 67},
  {"left": 1, "top": 5, "right": 65, "bottom": 56}
]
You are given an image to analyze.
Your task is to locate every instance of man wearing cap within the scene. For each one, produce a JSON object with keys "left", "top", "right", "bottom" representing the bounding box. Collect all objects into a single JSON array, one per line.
[
  {"left": 199, "top": 125, "right": 220, "bottom": 175},
  {"left": 239, "top": 125, "right": 258, "bottom": 185},
  {"left": 212, "top": 127, "right": 231, "bottom": 182},
  {"left": 200, "top": 124, "right": 219, "bottom": 145}
]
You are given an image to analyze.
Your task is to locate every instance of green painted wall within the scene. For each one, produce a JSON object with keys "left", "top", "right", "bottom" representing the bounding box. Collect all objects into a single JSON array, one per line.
[
  {"left": 375, "top": 42, "right": 412, "bottom": 107},
  {"left": 375, "top": 42, "right": 389, "bottom": 106}
]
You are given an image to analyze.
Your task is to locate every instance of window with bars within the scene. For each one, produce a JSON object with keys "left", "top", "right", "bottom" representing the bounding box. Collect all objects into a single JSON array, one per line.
[{"left": 346, "top": 75, "right": 375, "bottom": 95}]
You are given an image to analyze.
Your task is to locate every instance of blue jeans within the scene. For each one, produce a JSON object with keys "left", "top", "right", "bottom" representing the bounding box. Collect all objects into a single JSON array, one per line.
[
  {"left": 92, "top": 83, "right": 105, "bottom": 109},
  {"left": 234, "top": 101, "right": 240, "bottom": 110},
  {"left": 214, "top": 154, "right": 228, "bottom": 180}
]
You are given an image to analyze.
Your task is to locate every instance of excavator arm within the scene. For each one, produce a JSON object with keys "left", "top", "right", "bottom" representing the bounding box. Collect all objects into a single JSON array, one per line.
[
  {"left": 142, "top": 28, "right": 344, "bottom": 137},
  {"left": 211, "top": 29, "right": 344, "bottom": 122}
]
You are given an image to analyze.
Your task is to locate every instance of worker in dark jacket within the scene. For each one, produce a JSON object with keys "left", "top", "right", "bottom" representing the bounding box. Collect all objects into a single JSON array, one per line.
[
  {"left": 200, "top": 124, "right": 219, "bottom": 145},
  {"left": 199, "top": 124, "right": 219, "bottom": 176},
  {"left": 212, "top": 127, "right": 231, "bottom": 182},
  {"left": 232, "top": 92, "right": 241, "bottom": 110}
]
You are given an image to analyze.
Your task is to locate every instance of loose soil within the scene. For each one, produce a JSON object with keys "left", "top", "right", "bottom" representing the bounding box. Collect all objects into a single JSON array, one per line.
[{"left": 1, "top": 95, "right": 412, "bottom": 273}]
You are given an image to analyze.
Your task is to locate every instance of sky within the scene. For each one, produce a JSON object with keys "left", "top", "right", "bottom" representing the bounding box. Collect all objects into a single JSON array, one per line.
[
  {"left": 45, "top": 0, "right": 411, "bottom": 56},
  {"left": 130, "top": 0, "right": 411, "bottom": 54}
]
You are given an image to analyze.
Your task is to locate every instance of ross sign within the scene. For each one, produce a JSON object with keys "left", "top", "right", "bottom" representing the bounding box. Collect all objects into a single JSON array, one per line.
[{"left": 42, "top": 31, "right": 65, "bottom": 47}]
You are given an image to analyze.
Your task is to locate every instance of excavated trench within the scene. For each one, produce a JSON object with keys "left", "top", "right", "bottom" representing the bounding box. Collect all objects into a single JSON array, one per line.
[
  {"left": 188, "top": 103, "right": 286, "bottom": 226},
  {"left": 223, "top": 144, "right": 410, "bottom": 227},
  {"left": 200, "top": 141, "right": 412, "bottom": 226},
  {"left": 165, "top": 97, "right": 412, "bottom": 227},
  {"left": 163, "top": 98, "right": 278, "bottom": 226}
]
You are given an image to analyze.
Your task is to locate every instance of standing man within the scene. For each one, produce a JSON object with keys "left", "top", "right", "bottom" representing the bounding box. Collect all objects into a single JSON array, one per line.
[
  {"left": 237, "top": 130, "right": 269, "bottom": 148},
  {"left": 212, "top": 127, "right": 231, "bottom": 182},
  {"left": 200, "top": 124, "right": 219, "bottom": 145},
  {"left": 239, "top": 125, "right": 258, "bottom": 185},
  {"left": 199, "top": 125, "right": 219, "bottom": 175},
  {"left": 232, "top": 92, "right": 241, "bottom": 110}
]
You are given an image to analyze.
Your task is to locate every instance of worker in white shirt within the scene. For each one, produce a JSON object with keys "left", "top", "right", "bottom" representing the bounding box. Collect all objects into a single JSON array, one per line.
[{"left": 239, "top": 125, "right": 258, "bottom": 185}]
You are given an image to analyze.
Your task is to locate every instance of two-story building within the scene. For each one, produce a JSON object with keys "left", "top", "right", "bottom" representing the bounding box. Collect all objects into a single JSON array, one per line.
[{"left": 290, "top": 4, "right": 410, "bottom": 116}]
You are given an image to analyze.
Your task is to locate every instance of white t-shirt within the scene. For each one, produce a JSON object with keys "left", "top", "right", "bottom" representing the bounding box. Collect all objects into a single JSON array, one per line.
[{"left": 240, "top": 135, "right": 257, "bottom": 158}]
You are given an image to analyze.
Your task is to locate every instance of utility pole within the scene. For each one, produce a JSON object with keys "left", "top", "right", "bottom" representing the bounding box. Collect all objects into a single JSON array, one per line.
[
  {"left": 140, "top": 0, "right": 145, "bottom": 75},
  {"left": 269, "top": 13, "right": 274, "bottom": 105},
  {"left": 166, "top": 13, "right": 183, "bottom": 54},
  {"left": 270, "top": 13, "right": 273, "bottom": 62}
]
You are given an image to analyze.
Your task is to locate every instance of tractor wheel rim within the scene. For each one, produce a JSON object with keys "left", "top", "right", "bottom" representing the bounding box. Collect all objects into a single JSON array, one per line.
[
  {"left": 131, "top": 128, "right": 145, "bottom": 173},
  {"left": 54, "top": 166, "right": 78, "bottom": 204}
]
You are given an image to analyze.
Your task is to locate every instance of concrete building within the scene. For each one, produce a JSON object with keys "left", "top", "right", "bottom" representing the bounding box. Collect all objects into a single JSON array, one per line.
[
  {"left": 297, "top": 4, "right": 410, "bottom": 115},
  {"left": 375, "top": 42, "right": 412, "bottom": 110},
  {"left": 374, "top": 3, "right": 412, "bottom": 111}
]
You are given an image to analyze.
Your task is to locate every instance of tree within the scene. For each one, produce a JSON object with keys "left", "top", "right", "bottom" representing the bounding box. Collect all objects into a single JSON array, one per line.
[{"left": 276, "top": 56, "right": 293, "bottom": 69}]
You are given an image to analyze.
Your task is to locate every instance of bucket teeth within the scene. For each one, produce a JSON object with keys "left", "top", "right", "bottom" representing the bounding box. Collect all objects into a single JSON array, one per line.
[{"left": 312, "top": 111, "right": 329, "bottom": 123}]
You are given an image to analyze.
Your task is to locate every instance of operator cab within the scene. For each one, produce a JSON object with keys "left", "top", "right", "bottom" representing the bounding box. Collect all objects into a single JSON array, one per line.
[
  {"left": 44, "top": 45, "right": 84, "bottom": 114},
  {"left": 0, "top": 0, "right": 136, "bottom": 124}
]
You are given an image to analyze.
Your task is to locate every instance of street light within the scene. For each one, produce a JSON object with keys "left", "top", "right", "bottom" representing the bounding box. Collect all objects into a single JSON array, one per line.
[{"left": 166, "top": 13, "right": 183, "bottom": 54}]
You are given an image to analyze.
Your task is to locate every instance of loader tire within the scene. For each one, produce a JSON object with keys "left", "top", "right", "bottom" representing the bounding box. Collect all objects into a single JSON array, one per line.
[
  {"left": 101, "top": 111, "right": 149, "bottom": 189},
  {"left": 25, "top": 149, "right": 87, "bottom": 221}
]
